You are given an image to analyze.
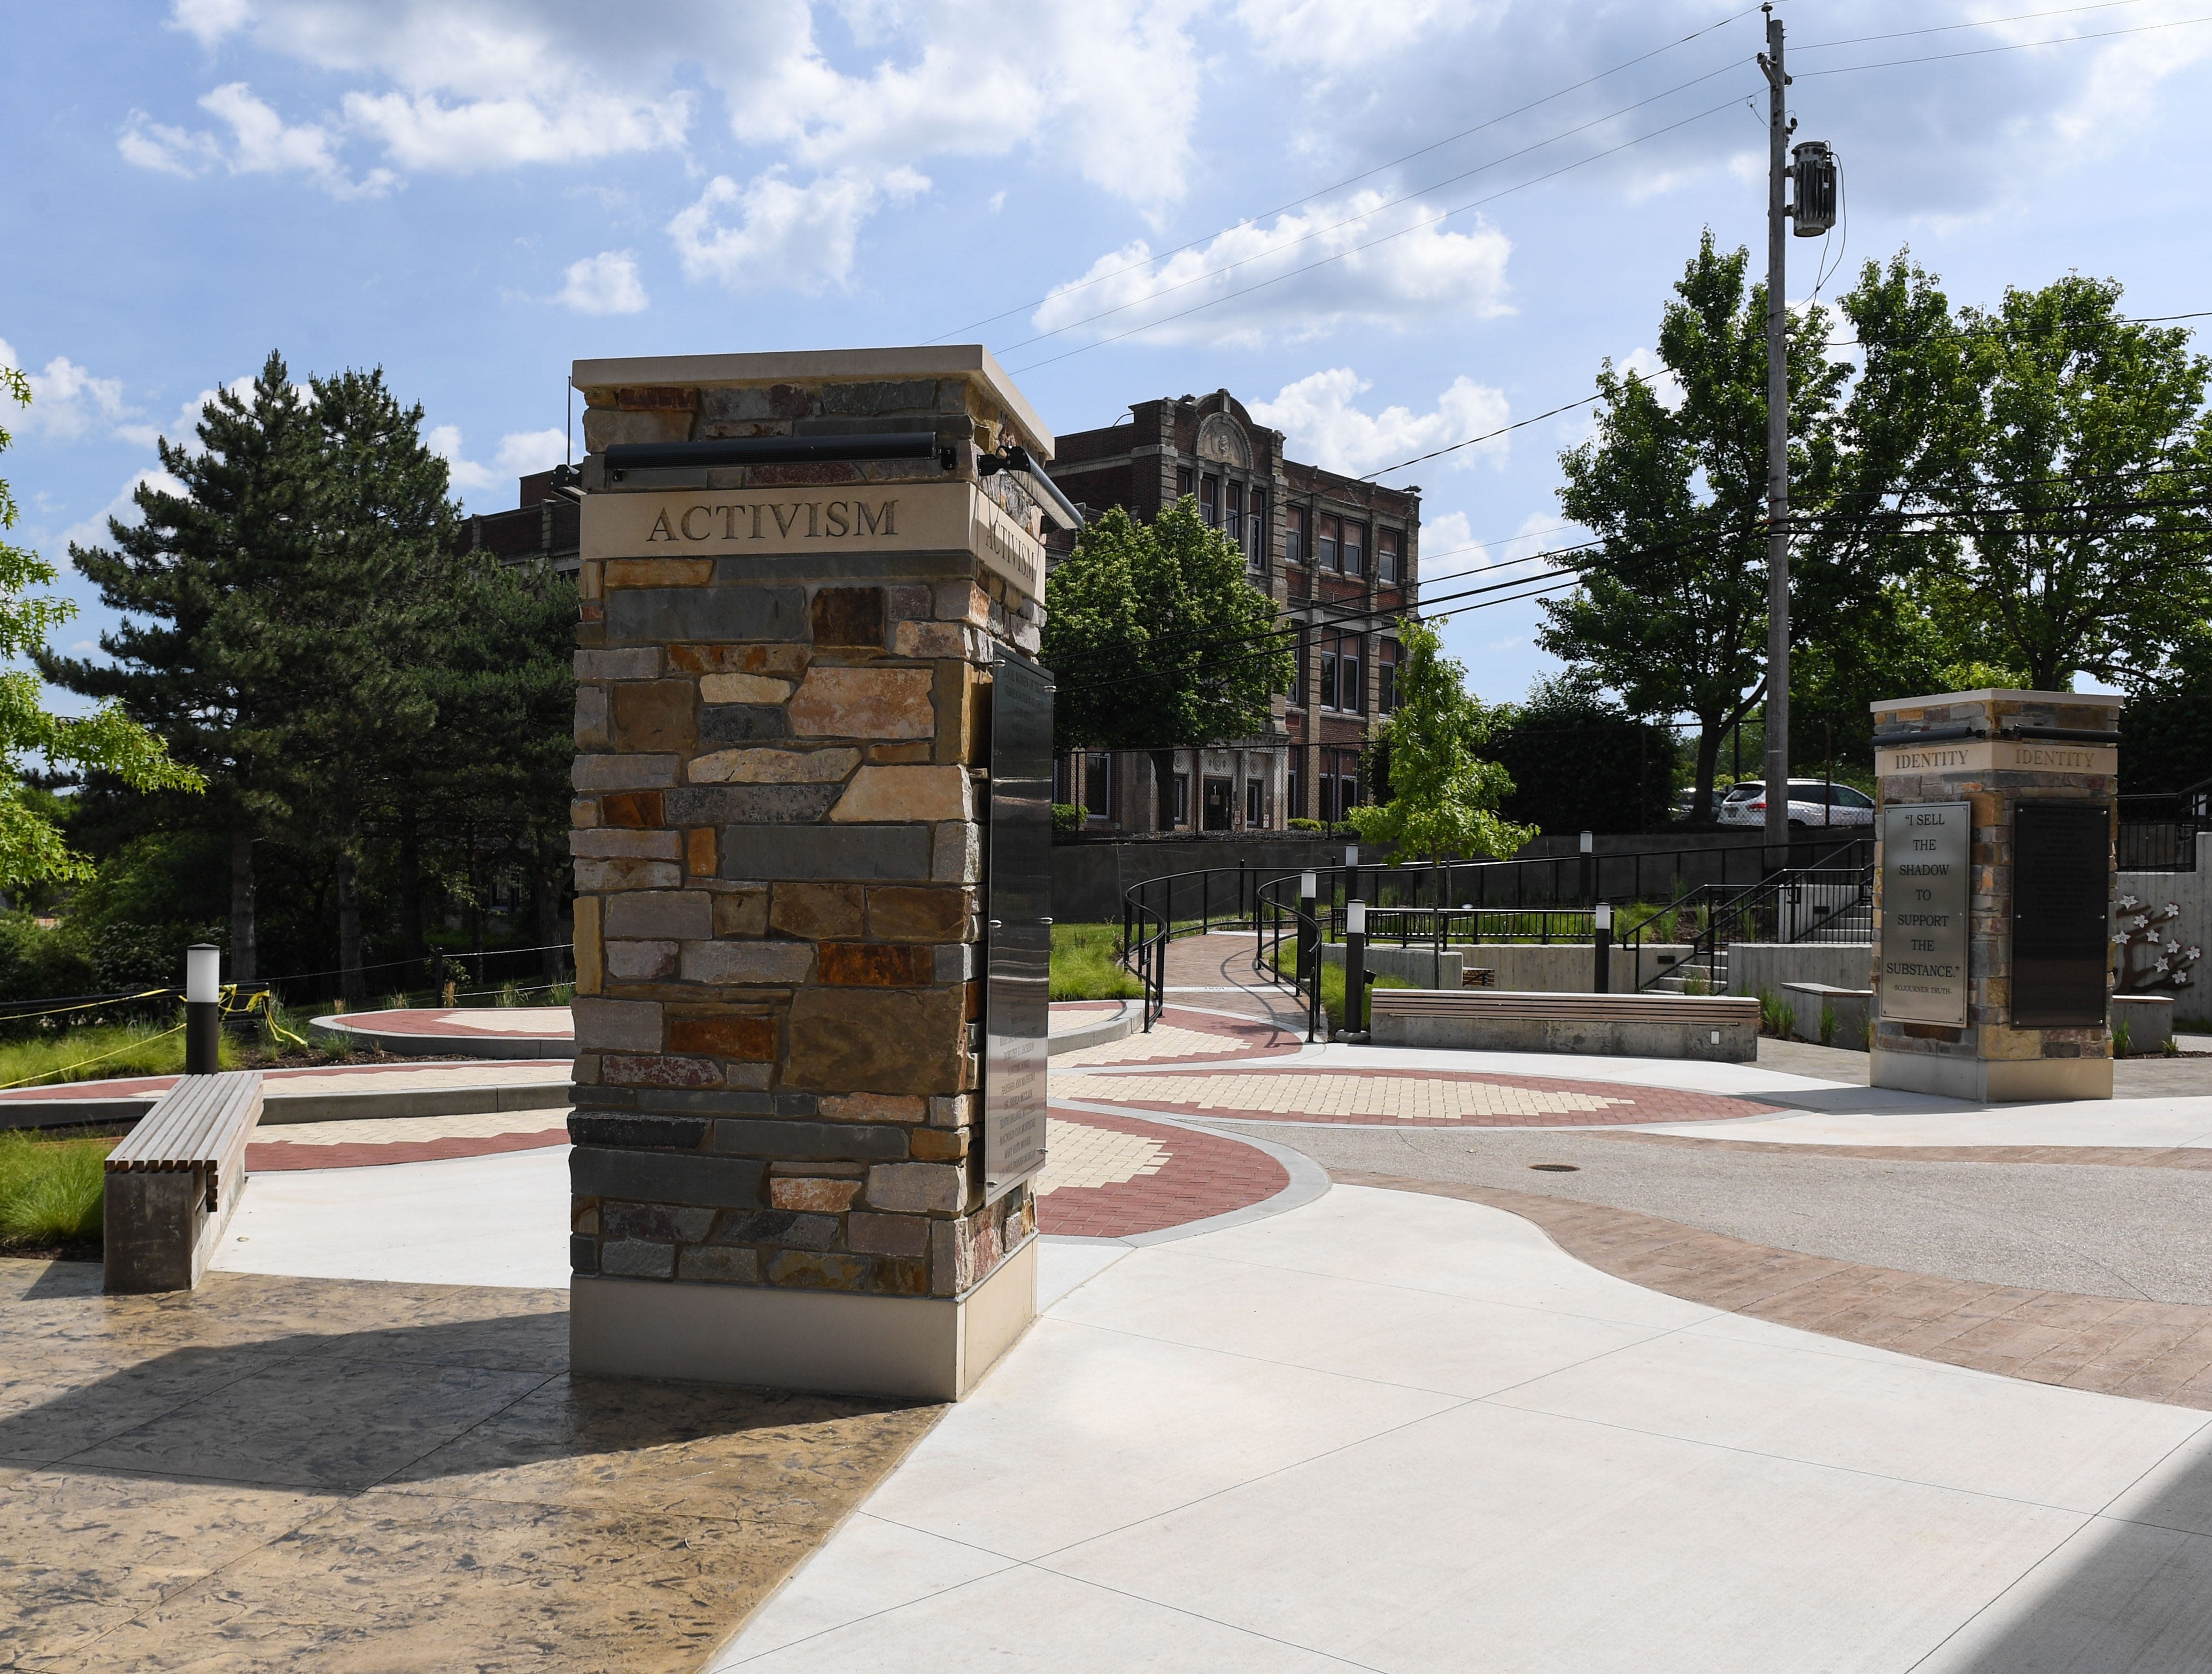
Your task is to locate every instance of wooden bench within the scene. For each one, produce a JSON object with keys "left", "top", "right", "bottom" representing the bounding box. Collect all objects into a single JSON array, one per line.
[
  {"left": 104, "top": 1071, "right": 264, "bottom": 1293},
  {"left": 1370, "top": 990, "right": 1760, "bottom": 1062}
]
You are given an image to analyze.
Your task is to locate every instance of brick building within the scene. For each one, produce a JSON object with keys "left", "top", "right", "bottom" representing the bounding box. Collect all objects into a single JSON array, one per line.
[
  {"left": 458, "top": 466, "right": 582, "bottom": 574},
  {"left": 1045, "top": 390, "right": 1419, "bottom": 833}
]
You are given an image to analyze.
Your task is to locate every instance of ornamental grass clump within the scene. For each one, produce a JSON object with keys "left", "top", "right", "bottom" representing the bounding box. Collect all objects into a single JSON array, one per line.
[{"left": 0, "top": 1129, "right": 109, "bottom": 1248}]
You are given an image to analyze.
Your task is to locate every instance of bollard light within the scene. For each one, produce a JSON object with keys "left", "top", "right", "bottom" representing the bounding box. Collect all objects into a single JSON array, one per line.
[
  {"left": 1594, "top": 902, "right": 1612, "bottom": 931},
  {"left": 1347, "top": 899, "right": 1366, "bottom": 934},
  {"left": 1300, "top": 871, "right": 1317, "bottom": 899},
  {"left": 1579, "top": 831, "right": 1594, "bottom": 854},
  {"left": 185, "top": 943, "right": 221, "bottom": 1005},
  {"left": 1345, "top": 844, "right": 1359, "bottom": 867}
]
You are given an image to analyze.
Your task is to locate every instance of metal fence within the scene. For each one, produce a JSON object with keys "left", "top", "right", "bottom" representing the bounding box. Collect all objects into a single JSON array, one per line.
[{"left": 2118, "top": 790, "right": 2209, "bottom": 872}]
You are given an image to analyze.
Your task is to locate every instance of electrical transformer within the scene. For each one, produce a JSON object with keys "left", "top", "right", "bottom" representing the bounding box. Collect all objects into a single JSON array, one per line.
[{"left": 1791, "top": 140, "right": 1838, "bottom": 236}]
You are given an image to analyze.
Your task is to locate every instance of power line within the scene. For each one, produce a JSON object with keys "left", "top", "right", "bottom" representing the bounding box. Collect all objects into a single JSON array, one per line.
[
  {"left": 1796, "top": 0, "right": 2152, "bottom": 52},
  {"left": 995, "top": 66, "right": 1752, "bottom": 357},
  {"left": 1008, "top": 96, "right": 1747, "bottom": 376},
  {"left": 930, "top": 2, "right": 1768, "bottom": 346},
  {"left": 1796, "top": 10, "right": 2212, "bottom": 76}
]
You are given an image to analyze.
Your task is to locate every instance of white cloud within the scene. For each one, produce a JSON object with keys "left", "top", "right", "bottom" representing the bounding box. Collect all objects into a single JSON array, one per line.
[
  {"left": 119, "top": 83, "right": 397, "bottom": 198},
  {"left": 342, "top": 86, "right": 689, "bottom": 173},
  {"left": 430, "top": 425, "right": 570, "bottom": 495},
  {"left": 60, "top": 469, "right": 189, "bottom": 552},
  {"left": 0, "top": 341, "right": 135, "bottom": 442},
  {"left": 1418, "top": 509, "right": 1566, "bottom": 583},
  {"left": 668, "top": 167, "right": 929, "bottom": 294},
  {"left": 1234, "top": 0, "right": 1459, "bottom": 71},
  {"left": 1615, "top": 347, "right": 1684, "bottom": 411},
  {"left": 1250, "top": 368, "right": 1510, "bottom": 477},
  {"left": 558, "top": 251, "right": 648, "bottom": 315},
  {"left": 1030, "top": 191, "right": 1512, "bottom": 349}
]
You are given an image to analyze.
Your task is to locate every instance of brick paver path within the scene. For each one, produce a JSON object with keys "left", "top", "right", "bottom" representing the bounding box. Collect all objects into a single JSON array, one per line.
[
  {"left": 1038, "top": 1110, "right": 1287, "bottom": 1237},
  {"left": 1158, "top": 932, "right": 1310, "bottom": 1028},
  {"left": 1342, "top": 1170, "right": 2212, "bottom": 1412},
  {"left": 1049, "top": 1006, "right": 1299, "bottom": 1068},
  {"left": 249, "top": 1111, "right": 568, "bottom": 1171},
  {"left": 1052, "top": 1066, "right": 1777, "bottom": 1127}
]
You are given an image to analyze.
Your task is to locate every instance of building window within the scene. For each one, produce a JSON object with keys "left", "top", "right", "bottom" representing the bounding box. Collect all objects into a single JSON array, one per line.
[
  {"left": 1319, "top": 644, "right": 1339, "bottom": 711},
  {"left": 1084, "top": 750, "right": 1114, "bottom": 821},
  {"left": 1341, "top": 639, "right": 1364, "bottom": 713},
  {"left": 1378, "top": 529, "right": 1399, "bottom": 584},
  {"left": 1246, "top": 778, "right": 1265, "bottom": 828},
  {"left": 1177, "top": 467, "right": 1193, "bottom": 502},
  {"left": 1199, "top": 475, "right": 1219, "bottom": 527},
  {"left": 1331, "top": 749, "right": 1361, "bottom": 817},
  {"left": 1225, "top": 481, "right": 1243, "bottom": 544},
  {"left": 1289, "top": 758, "right": 1305, "bottom": 819},
  {"left": 1173, "top": 772, "right": 1190, "bottom": 827},
  {"left": 1342, "top": 522, "right": 1365, "bottom": 577},
  {"left": 1054, "top": 754, "right": 1073, "bottom": 804},
  {"left": 1317, "top": 515, "right": 1340, "bottom": 571},
  {"left": 1288, "top": 628, "right": 1305, "bottom": 705},
  {"left": 1286, "top": 506, "right": 1305, "bottom": 566},
  {"left": 1247, "top": 489, "right": 1266, "bottom": 569},
  {"left": 1379, "top": 639, "right": 1401, "bottom": 713}
]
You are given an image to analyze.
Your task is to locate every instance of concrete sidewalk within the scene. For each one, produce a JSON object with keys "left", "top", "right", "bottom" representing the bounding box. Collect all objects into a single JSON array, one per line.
[{"left": 710, "top": 1184, "right": 2212, "bottom": 1672}]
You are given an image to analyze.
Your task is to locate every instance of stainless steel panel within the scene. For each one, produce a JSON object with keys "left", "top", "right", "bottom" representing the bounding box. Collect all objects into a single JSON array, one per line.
[
  {"left": 985, "top": 647, "right": 1053, "bottom": 1197},
  {"left": 1878, "top": 801, "right": 1970, "bottom": 1027}
]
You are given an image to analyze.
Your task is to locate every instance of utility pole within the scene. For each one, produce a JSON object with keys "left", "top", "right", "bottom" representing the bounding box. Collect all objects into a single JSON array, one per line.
[{"left": 1759, "top": 5, "right": 1791, "bottom": 869}]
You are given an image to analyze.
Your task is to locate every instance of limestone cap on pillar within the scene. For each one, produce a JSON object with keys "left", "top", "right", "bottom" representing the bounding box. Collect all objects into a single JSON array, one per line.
[{"left": 571, "top": 344, "right": 1054, "bottom": 460}]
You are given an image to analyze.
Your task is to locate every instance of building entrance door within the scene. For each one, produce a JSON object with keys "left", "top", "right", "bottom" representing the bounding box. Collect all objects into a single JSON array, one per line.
[{"left": 1203, "top": 776, "right": 1233, "bottom": 831}]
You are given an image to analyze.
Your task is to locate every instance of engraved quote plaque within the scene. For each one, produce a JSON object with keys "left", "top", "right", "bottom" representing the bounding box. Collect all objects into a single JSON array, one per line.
[{"left": 1879, "top": 801, "right": 1970, "bottom": 1027}]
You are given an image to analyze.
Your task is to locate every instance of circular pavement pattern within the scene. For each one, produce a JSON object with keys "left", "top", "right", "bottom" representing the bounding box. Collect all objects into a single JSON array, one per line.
[
  {"left": 1048, "top": 1066, "right": 1782, "bottom": 1127},
  {"left": 1037, "top": 1108, "right": 1289, "bottom": 1237},
  {"left": 1048, "top": 1006, "right": 1300, "bottom": 1068},
  {"left": 249, "top": 1112, "right": 568, "bottom": 1170}
]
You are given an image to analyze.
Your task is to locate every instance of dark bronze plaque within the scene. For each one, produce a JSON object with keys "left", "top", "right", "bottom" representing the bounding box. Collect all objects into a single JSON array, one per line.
[
  {"left": 2011, "top": 802, "right": 2111, "bottom": 1028},
  {"left": 984, "top": 647, "right": 1052, "bottom": 1197}
]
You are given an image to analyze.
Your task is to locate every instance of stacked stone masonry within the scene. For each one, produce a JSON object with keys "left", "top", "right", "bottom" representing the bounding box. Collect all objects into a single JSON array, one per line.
[
  {"left": 1871, "top": 690, "right": 2119, "bottom": 1076},
  {"left": 568, "top": 361, "right": 1046, "bottom": 1306}
]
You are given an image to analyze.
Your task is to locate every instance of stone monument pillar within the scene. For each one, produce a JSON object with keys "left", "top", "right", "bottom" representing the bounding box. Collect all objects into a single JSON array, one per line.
[
  {"left": 565, "top": 347, "right": 1054, "bottom": 1399},
  {"left": 1870, "top": 688, "right": 2120, "bottom": 1102}
]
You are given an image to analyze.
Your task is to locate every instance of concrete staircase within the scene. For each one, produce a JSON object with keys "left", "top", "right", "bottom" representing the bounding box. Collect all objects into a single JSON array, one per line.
[{"left": 1646, "top": 947, "right": 1728, "bottom": 996}]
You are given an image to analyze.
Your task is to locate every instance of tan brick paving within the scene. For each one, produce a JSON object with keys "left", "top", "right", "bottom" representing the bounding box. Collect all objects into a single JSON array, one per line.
[
  {"left": 1037, "top": 1118, "right": 1165, "bottom": 1193},
  {"left": 1337, "top": 1169, "right": 2212, "bottom": 1412},
  {"left": 1054, "top": 1071, "right": 1633, "bottom": 1121}
]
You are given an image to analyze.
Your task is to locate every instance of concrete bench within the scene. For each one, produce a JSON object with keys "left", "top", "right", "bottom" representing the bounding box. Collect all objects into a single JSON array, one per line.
[
  {"left": 2113, "top": 994, "right": 2175, "bottom": 1057},
  {"left": 1370, "top": 990, "right": 1760, "bottom": 1061},
  {"left": 104, "top": 1070, "right": 264, "bottom": 1293},
  {"left": 1782, "top": 983, "right": 1873, "bottom": 1051}
]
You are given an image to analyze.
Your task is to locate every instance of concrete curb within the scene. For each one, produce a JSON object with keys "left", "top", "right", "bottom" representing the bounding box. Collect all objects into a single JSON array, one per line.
[
  {"left": 1047, "top": 1002, "right": 1138, "bottom": 1057},
  {"left": 308, "top": 1016, "right": 575, "bottom": 1060}
]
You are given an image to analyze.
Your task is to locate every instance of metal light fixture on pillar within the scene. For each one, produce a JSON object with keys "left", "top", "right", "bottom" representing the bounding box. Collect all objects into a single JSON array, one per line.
[
  {"left": 184, "top": 944, "right": 221, "bottom": 1076},
  {"left": 1300, "top": 871, "right": 1321, "bottom": 1042},
  {"left": 1592, "top": 902, "right": 1614, "bottom": 996},
  {"left": 1344, "top": 898, "right": 1369, "bottom": 1042}
]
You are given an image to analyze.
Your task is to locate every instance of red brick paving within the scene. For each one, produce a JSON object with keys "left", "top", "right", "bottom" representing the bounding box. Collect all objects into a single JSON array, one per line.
[
  {"left": 1068, "top": 1006, "right": 1303, "bottom": 1067},
  {"left": 1062, "top": 1066, "right": 1782, "bottom": 1128},
  {"left": 1339, "top": 1171, "right": 2212, "bottom": 1413},
  {"left": 246, "top": 1128, "right": 568, "bottom": 1171},
  {"left": 1038, "top": 1108, "right": 1289, "bottom": 1238}
]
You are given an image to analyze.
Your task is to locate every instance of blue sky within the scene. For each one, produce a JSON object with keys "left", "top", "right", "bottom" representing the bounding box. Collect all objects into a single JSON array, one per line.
[{"left": 4, "top": 0, "right": 2209, "bottom": 716}]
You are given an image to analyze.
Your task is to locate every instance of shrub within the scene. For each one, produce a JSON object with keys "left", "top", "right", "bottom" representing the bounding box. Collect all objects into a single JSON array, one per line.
[
  {"left": 1818, "top": 1003, "right": 1837, "bottom": 1048},
  {"left": 1756, "top": 988, "right": 1796, "bottom": 1038},
  {"left": 1049, "top": 922, "right": 1142, "bottom": 1001},
  {"left": 1052, "top": 803, "right": 1086, "bottom": 833},
  {"left": 1288, "top": 818, "right": 1325, "bottom": 832},
  {"left": 2113, "top": 1018, "right": 2132, "bottom": 1060}
]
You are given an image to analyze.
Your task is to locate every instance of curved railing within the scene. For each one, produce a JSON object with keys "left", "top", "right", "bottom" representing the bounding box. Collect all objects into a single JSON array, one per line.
[{"left": 1116, "top": 833, "right": 1876, "bottom": 1033}]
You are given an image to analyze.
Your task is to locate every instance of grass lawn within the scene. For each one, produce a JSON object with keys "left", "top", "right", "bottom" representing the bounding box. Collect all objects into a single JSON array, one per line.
[
  {"left": 0, "top": 1020, "right": 241, "bottom": 1093},
  {"left": 1050, "top": 923, "right": 1142, "bottom": 1002},
  {"left": 0, "top": 1128, "right": 112, "bottom": 1253}
]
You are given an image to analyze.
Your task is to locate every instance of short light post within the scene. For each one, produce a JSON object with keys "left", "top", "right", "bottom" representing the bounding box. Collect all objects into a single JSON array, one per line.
[
  {"left": 1299, "top": 870, "right": 1321, "bottom": 1042},
  {"left": 1345, "top": 843, "right": 1360, "bottom": 916},
  {"left": 184, "top": 943, "right": 221, "bottom": 1076},
  {"left": 1592, "top": 902, "right": 1613, "bottom": 996},
  {"left": 1344, "top": 898, "right": 1369, "bottom": 1041},
  {"left": 1579, "top": 830, "right": 1595, "bottom": 907}
]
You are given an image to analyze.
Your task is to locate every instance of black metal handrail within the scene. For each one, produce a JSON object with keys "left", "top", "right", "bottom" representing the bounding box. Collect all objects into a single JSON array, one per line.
[{"left": 1621, "top": 841, "right": 1874, "bottom": 994}]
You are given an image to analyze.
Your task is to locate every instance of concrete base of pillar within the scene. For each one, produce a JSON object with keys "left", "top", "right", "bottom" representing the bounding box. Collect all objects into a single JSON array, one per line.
[
  {"left": 1870, "top": 1049, "right": 2114, "bottom": 1103},
  {"left": 570, "top": 1235, "right": 1038, "bottom": 1400}
]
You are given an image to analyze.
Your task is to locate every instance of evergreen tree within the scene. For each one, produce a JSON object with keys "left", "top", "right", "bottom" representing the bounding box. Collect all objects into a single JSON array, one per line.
[{"left": 41, "top": 352, "right": 311, "bottom": 974}]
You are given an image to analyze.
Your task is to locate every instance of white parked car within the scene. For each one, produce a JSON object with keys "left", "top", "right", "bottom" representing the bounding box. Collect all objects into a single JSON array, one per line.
[{"left": 1715, "top": 779, "right": 1874, "bottom": 830}]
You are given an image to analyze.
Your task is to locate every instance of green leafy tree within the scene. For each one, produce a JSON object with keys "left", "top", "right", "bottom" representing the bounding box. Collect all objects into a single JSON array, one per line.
[
  {"left": 1042, "top": 498, "right": 1290, "bottom": 824},
  {"left": 1347, "top": 618, "right": 1533, "bottom": 958},
  {"left": 1541, "top": 231, "right": 1848, "bottom": 818},
  {"left": 0, "top": 364, "right": 200, "bottom": 891},
  {"left": 42, "top": 351, "right": 313, "bottom": 975},
  {"left": 1489, "top": 676, "right": 1676, "bottom": 834},
  {"left": 1938, "top": 275, "right": 2212, "bottom": 691}
]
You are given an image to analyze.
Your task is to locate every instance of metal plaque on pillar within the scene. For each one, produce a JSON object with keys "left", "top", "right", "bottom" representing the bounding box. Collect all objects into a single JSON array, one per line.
[
  {"left": 2012, "top": 801, "right": 2111, "bottom": 1028},
  {"left": 1878, "top": 801, "right": 1969, "bottom": 1027},
  {"left": 984, "top": 647, "right": 1053, "bottom": 1197}
]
